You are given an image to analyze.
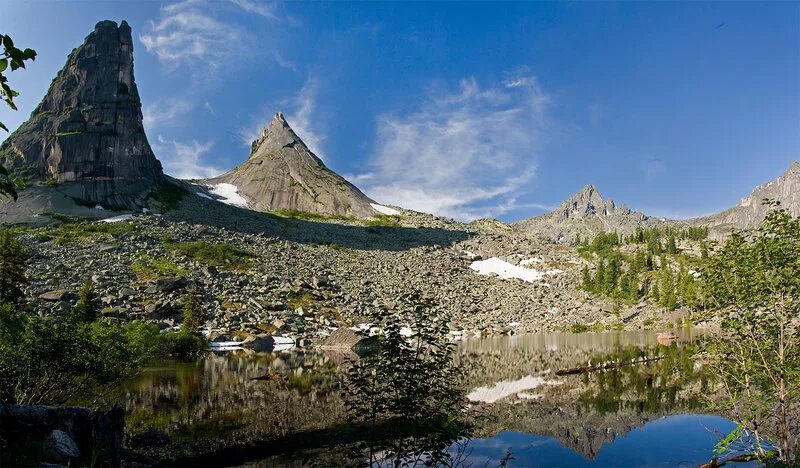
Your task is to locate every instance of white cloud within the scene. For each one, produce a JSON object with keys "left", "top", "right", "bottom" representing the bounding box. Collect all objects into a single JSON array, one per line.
[
  {"left": 140, "top": 0, "right": 243, "bottom": 69},
  {"left": 285, "top": 79, "right": 326, "bottom": 160},
  {"left": 353, "top": 74, "right": 551, "bottom": 221},
  {"left": 143, "top": 98, "right": 194, "bottom": 129},
  {"left": 228, "top": 0, "right": 277, "bottom": 19},
  {"left": 237, "top": 77, "right": 327, "bottom": 159},
  {"left": 152, "top": 136, "right": 225, "bottom": 180}
]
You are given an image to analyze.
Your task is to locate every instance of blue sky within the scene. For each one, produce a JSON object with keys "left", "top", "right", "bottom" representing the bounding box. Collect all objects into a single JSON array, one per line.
[{"left": 2, "top": 1, "right": 798, "bottom": 221}]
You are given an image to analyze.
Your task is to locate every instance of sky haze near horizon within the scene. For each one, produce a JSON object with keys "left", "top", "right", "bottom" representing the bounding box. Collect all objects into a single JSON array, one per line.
[{"left": 2, "top": 0, "right": 798, "bottom": 222}]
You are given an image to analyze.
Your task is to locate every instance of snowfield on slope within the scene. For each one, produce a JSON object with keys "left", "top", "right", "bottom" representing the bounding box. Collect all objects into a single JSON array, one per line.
[
  {"left": 370, "top": 203, "right": 401, "bottom": 216},
  {"left": 194, "top": 183, "right": 249, "bottom": 208},
  {"left": 469, "top": 257, "right": 563, "bottom": 283}
]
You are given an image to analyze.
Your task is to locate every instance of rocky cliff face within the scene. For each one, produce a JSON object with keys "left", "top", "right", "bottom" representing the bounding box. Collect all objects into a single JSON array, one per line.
[
  {"left": 0, "top": 20, "right": 163, "bottom": 210},
  {"left": 198, "top": 113, "right": 377, "bottom": 218},
  {"left": 516, "top": 185, "right": 659, "bottom": 242},
  {"left": 695, "top": 161, "right": 800, "bottom": 238}
]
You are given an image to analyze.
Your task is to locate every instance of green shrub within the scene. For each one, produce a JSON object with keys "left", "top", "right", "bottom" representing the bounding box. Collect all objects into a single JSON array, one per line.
[
  {"left": 148, "top": 183, "right": 188, "bottom": 211},
  {"left": 52, "top": 220, "right": 135, "bottom": 244},
  {"left": 274, "top": 209, "right": 357, "bottom": 223},
  {"left": 131, "top": 255, "right": 187, "bottom": 281},
  {"left": 72, "top": 281, "right": 100, "bottom": 323},
  {"left": 181, "top": 289, "right": 205, "bottom": 334},
  {"left": 164, "top": 241, "right": 252, "bottom": 269},
  {"left": 364, "top": 214, "right": 401, "bottom": 227},
  {"left": 0, "top": 315, "right": 206, "bottom": 406},
  {"left": 569, "top": 322, "right": 591, "bottom": 333},
  {"left": 0, "top": 231, "right": 30, "bottom": 303}
]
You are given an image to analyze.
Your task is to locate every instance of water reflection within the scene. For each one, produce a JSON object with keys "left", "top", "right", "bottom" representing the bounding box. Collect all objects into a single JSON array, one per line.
[{"left": 121, "top": 329, "right": 733, "bottom": 466}]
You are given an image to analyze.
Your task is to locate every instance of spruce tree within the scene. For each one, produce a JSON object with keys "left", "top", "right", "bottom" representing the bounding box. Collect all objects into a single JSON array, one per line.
[
  {"left": 651, "top": 279, "right": 660, "bottom": 303},
  {"left": 73, "top": 281, "right": 100, "bottom": 323},
  {"left": 595, "top": 260, "right": 606, "bottom": 292},
  {"left": 581, "top": 265, "right": 592, "bottom": 291},
  {"left": 181, "top": 289, "right": 205, "bottom": 334}
]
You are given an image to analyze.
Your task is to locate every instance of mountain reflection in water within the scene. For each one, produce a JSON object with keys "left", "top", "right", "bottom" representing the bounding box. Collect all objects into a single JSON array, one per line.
[{"left": 120, "top": 329, "right": 745, "bottom": 466}]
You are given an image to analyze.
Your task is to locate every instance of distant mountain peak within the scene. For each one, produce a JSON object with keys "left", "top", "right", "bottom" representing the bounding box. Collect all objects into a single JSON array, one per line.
[{"left": 556, "top": 184, "right": 618, "bottom": 221}]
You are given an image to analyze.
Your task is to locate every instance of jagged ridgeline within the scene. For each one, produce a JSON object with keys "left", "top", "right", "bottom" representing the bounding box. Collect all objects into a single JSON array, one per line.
[
  {"left": 198, "top": 112, "right": 378, "bottom": 218},
  {"left": 515, "top": 184, "right": 662, "bottom": 243},
  {"left": 0, "top": 20, "right": 164, "bottom": 211}
]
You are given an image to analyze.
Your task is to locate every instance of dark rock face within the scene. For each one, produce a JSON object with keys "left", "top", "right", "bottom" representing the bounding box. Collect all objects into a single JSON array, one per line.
[
  {"left": 199, "top": 113, "right": 377, "bottom": 218},
  {"left": 0, "top": 20, "right": 163, "bottom": 209},
  {"left": 0, "top": 404, "right": 124, "bottom": 466}
]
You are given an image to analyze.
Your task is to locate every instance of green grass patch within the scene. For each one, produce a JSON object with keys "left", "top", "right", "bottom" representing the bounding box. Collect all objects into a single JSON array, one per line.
[
  {"left": 364, "top": 214, "right": 401, "bottom": 227},
  {"left": 54, "top": 130, "right": 82, "bottom": 137},
  {"left": 132, "top": 255, "right": 188, "bottom": 281},
  {"left": 148, "top": 183, "right": 189, "bottom": 211},
  {"left": 273, "top": 209, "right": 358, "bottom": 223},
  {"left": 287, "top": 291, "right": 318, "bottom": 310},
  {"left": 164, "top": 241, "right": 253, "bottom": 269},
  {"left": 52, "top": 220, "right": 136, "bottom": 244}
]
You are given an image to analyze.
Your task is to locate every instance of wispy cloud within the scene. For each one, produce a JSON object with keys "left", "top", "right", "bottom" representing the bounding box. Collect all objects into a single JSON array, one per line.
[
  {"left": 228, "top": 0, "right": 277, "bottom": 19},
  {"left": 352, "top": 73, "right": 551, "bottom": 221},
  {"left": 285, "top": 79, "right": 326, "bottom": 160},
  {"left": 143, "top": 98, "right": 194, "bottom": 130},
  {"left": 237, "top": 77, "right": 327, "bottom": 159},
  {"left": 152, "top": 136, "right": 225, "bottom": 179},
  {"left": 140, "top": 0, "right": 242, "bottom": 69}
]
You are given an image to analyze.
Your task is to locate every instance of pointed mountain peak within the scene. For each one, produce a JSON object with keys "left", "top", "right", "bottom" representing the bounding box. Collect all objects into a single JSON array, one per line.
[
  {"left": 785, "top": 160, "right": 800, "bottom": 176},
  {"left": 203, "top": 111, "right": 377, "bottom": 218},
  {"left": 250, "top": 112, "right": 309, "bottom": 158},
  {"left": 555, "top": 184, "right": 617, "bottom": 221}
]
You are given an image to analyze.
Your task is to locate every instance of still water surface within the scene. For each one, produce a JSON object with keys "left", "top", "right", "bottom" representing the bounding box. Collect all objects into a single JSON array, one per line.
[{"left": 121, "top": 329, "right": 749, "bottom": 466}]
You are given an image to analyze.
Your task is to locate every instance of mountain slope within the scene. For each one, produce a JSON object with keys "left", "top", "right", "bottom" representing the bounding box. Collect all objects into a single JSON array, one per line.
[
  {"left": 0, "top": 20, "right": 163, "bottom": 212},
  {"left": 515, "top": 184, "right": 661, "bottom": 242},
  {"left": 694, "top": 161, "right": 800, "bottom": 237},
  {"left": 197, "top": 113, "right": 377, "bottom": 218}
]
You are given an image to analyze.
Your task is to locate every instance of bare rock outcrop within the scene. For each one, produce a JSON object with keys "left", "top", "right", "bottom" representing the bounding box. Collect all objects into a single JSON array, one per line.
[
  {"left": 198, "top": 113, "right": 377, "bottom": 218},
  {"left": 0, "top": 20, "right": 163, "bottom": 210},
  {"left": 694, "top": 161, "right": 800, "bottom": 239},
  {"left": 515, "top": 184, "right": 660, "bottom": 242}
]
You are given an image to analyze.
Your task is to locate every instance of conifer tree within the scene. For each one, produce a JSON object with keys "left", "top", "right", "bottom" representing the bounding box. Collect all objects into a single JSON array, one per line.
[
  {"left": 581, "top": 265, "right": 592, "bottom": 291},
  {"left": 595, "top": 259, "right": 606, "bottom": 292}
]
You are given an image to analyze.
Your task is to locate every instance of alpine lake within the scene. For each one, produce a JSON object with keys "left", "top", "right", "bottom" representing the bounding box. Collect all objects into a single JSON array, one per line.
[{"left": 118, "top": 329, "right": 753, "bottom": 467}]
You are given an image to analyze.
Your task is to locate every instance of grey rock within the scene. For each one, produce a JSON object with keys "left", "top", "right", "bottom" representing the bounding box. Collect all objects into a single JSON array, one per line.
[
  {"left": 0, "top": 20, "right": 164, "bottom": 210},
  {"left": 42, "top": 430, "right": 80, "bottom": 464},
  {"left": 197, "top": 113, "right": 378, "bottom": 218},
  {"left": 38, "top": 289, "right": 70, "bottom": 302}
]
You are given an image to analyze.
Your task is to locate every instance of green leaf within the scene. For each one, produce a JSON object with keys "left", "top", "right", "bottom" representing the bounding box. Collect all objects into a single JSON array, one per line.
[
  {"left": 22, "top": 48, "right": 36, "bottom": 60},
  {"left": 0, "top": 121, "right": 7, "bottom": 132},
  {"left": 2, "top": 34, "right": 12, "bottom": 50},
  {"left": 0, "top": 59, "right": 6, "bottom": 72}
]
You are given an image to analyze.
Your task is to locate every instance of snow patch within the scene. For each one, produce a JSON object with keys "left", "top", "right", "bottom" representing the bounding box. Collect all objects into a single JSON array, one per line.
[
  {"left": 467, "top": 375, "right": 561, "bottom": 403},
  {"left": 94, "top": 204, "right": 105, "bottom": 210},
  {"left": 469, "top": 257, "right": 562, "bottom": 283},
  {"left": 208, "top": 183, "right": 249, "bottom": 208},
  {"left": 194, "top": 183, "right": 249, "bottom": 208},
  {"left": 519, "top": 257, "right": 543, "bottom": 266},
  {"left": 370, "top": 203, "right": 400, "bottom": 216},
  {"left": 100, "top": 214, "right": 134, "bottom": 223}
]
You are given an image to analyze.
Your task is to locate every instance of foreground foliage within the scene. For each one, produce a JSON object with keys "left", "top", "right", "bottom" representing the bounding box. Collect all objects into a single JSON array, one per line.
[
  {"left": 703, "top": 205, "right": 800, "bottom": 465},
  {"left": 0, "top": 312, "right": 204, "bottom": 406},
  {"left": 342, "top": 293, "right": 469, "bottom": 466}
]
